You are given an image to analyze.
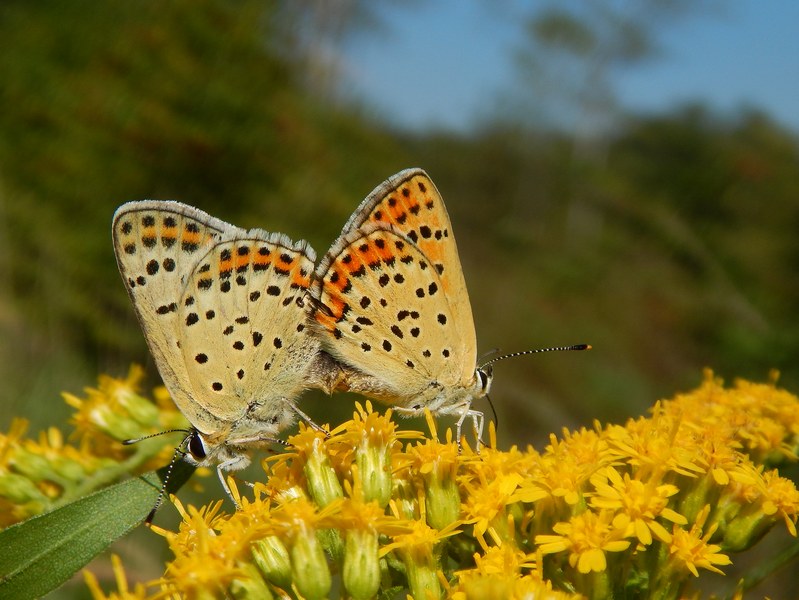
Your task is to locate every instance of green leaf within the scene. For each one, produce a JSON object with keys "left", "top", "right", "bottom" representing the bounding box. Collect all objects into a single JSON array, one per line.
[{"left": 0, "top": 461, "right": 194, "bottom": 600}]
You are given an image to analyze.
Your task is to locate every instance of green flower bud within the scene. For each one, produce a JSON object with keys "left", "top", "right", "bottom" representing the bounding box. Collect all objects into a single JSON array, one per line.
[
  {"left": 49, "top": 456, "right": 90, "bottom": 483},
  {"left": 405, "top": 557, "right": 440, "bottom": 600},
  {"left": 12, "top": 450, "right": 112, "bottom": 490},
  {"left": 231, "top": 562, "right": 273, "bottom": 599},
  {"left": 9, "top": 450, "right": 55, "bottom": 482},
  {"left": 0, "top": 472, "right": 48, "bottom": 504},
  {"left": 393, "top": 477, "right": 419, "bottom": 520},
  {"left": 723, "top": 510, "right": 772, "bottom": 552},
  {"left": 117, "top": 390, "right": 161, "bottom": 427},
  {"left": 89, "top": 403, "right": 145, "bottom": 441},
  {"left": 678, "top": 473, "right": 715, "bottom": 524},
  {"left": 424, "top": 471, "right": 460, "bottom": 530},
  {"left": 343, "top": 528, "right": 380, "bottom": 600},
  {"left": 357, "top": 439, "right": 392, "bottom": 507},
  {"left": 291, "top": 529, "right": 332, "bottom": 600},
  {"left": 303, "top": 438, "right": 343, "bottom": 508},
  {"left": 252, "top": 536, "right": 292, "bottom": 590},
  {"left": 317, "top": 528, "right": 344, "bottom": 561}
]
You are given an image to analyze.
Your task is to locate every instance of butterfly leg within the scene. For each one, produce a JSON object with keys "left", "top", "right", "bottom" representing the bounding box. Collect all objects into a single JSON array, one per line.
[
  {"left": 216, "top": 461, "right": 245, "bottom": 510},
  {"left": 455, "top": 405, "right": 484, "bottom": 453},
  {"left": 287, "top": 400, "right": 329, "bottom": 437}
]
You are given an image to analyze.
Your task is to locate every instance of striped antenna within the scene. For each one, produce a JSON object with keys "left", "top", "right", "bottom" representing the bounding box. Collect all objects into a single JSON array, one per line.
[
  {"left": 122, "top": 429, "right": 193, "bottom": 523},
  {"left": 479, "top": 344, "right": 591, "bottom": 369}
]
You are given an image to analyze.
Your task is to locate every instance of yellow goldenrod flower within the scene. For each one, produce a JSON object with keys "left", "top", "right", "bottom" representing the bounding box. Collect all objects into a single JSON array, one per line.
[
  {"left": 0, "top": 418, "right": 28, "bottom": 466},
  {"left": 407, "top": 414, "right": 462, "bottom": 530},
  {"left": 537, "top": 509, "right": 631, "bottom": 574},
  {"left": 1, "top": 368, "right": 192, "bottom": 526},
  {"left": 452, "top": 546, "right": 532, "bottom": 599},
  {"left": 721, "top": 465, "right": 799, "bottom": 550},
  {"left": 153, "top": 498, "right": 247, "bottom": 597},
  {"left": 665, "top": 505, "right": 732, "bottom": 578},
  {"left": 589, "top": 466, "right": 686, "bottom": 545},
  {"left": 344, "top": 402, "right": 404, "bottom": 507},
  {"left": 461, "top": 470, "right": 525, "bottom": 545},
  {"left": 381, "top": 516, "right": 460, "bottom": 600},
  {"left": 294, "top": 429, "right": 345, "bottom": 509},
  {"left": 757, "top": 468, "right": 799, "bottom": 535},
  {"left": 2, "top": 369, "right": 787, "bottom": 600},
  {"left": 392, "top": 473, "right": 422, "bottom": 521},
  {"left": 607, "top": 410, "right": 706, "bottom": 480},
  {"left": 451, "top": 545, "right": 584, "bottom": 600},
  {"left": 63, "top": 365, "right": 182, "bottom": 451},
  {"left": 663, "top": 370, "right": 799, "bottom": 465},
  {"left": 534, "top": 427, "right": 610, "bottom": 509},
  {"left": 84, "top": 554, "right": 148, "bottom": 600}
]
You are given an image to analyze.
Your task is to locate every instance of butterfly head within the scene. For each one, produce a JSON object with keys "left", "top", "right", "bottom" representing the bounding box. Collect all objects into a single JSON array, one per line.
[
  {"left": 182, "top": 428, "right": 254, "bottom": 472},
  {"left": 476, "top": 364, "right": 493, "bottom": 397}
]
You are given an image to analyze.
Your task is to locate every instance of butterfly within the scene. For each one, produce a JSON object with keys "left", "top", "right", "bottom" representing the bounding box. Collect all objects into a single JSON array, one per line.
[
  {"left": 309, "top": 169, "right": 493, "bottom": 446},
  {"left": 113, "top": 201, "right": 340, "bottom": 500}
]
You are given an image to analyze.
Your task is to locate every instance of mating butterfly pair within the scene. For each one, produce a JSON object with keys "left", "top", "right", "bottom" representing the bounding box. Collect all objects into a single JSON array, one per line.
[{"left": 113, "top": 169, "right": 496, "bottom": 496}]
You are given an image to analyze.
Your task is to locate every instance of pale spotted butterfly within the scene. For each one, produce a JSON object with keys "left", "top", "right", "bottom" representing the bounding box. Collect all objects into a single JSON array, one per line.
[
  {"left": 113, "top": 201, "right": 339, "bottom": 504},
  {"left": 309, "top": 169, "right": 493, "bottom": 445},
  {"left": 310, "top": 169, "right": 589, "bottom": 448}
]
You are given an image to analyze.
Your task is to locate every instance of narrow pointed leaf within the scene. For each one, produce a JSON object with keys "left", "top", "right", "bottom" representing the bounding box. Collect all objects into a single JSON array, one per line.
[{"left": 0, "top": 462, "right": 194, "bottom": 600}]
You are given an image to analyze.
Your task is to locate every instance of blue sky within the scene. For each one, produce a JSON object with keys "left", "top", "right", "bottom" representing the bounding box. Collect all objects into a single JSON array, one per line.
[{"left": 339, "top": 1, "right": 799, "bottom": 133}]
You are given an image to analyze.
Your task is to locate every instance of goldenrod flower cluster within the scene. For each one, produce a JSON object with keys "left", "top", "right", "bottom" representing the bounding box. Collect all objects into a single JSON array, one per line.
[
  {"left": 0, "top": 366, "right": 187, "bottom": 526},
  {"left": 80, "top": 369, "right": 799, "bottom": 599}
]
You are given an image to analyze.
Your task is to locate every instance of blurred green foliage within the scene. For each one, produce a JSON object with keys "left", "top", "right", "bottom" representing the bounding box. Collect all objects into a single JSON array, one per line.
[
  {"left": 1, "top": 1, "right": 798, "bottom": 597},
  {"left": 2, "top": 0, "right": 798, "bottom": 443}
]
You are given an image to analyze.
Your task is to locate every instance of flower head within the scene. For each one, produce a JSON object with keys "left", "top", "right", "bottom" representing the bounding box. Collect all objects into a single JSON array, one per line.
[
  {"left": 34, "top": 369, "right": 798, "bottom": 599},
  {"left": 537, "top": 509, "right": 631, "bottom": 574},
  {"left": 590, "top": 466, "right": 686, "bottom": 545},
  {"left": 667, "top": 505, "right": 732, "bottom": 578}
]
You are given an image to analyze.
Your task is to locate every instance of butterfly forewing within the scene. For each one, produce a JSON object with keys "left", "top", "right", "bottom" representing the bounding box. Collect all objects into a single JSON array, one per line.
[
  {"left": 334, "top": 169, "right": 476, "bottom": 383},
  {"left": 112, "top": 202, "right": 235, "bottom": 428},
  {"left": 178, "top": 234, "right": 319, "bottom": 426}
]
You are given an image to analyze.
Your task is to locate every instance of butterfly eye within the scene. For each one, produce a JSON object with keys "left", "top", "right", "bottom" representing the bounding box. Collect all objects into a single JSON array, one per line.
[
  {"left": 187, "top": 431, "right": 208, "bottom": 460},
  {"left": 477, "top": 366, "right": 493, "bottom": 394}
]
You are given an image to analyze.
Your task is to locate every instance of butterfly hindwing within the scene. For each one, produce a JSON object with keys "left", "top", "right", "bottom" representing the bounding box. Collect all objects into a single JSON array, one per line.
[
  {"left": 114, "top": 201, "right": 327, "bottom": 468},
  {"left": 178, "top": 234, "right": 319, "bottom": 428}
]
